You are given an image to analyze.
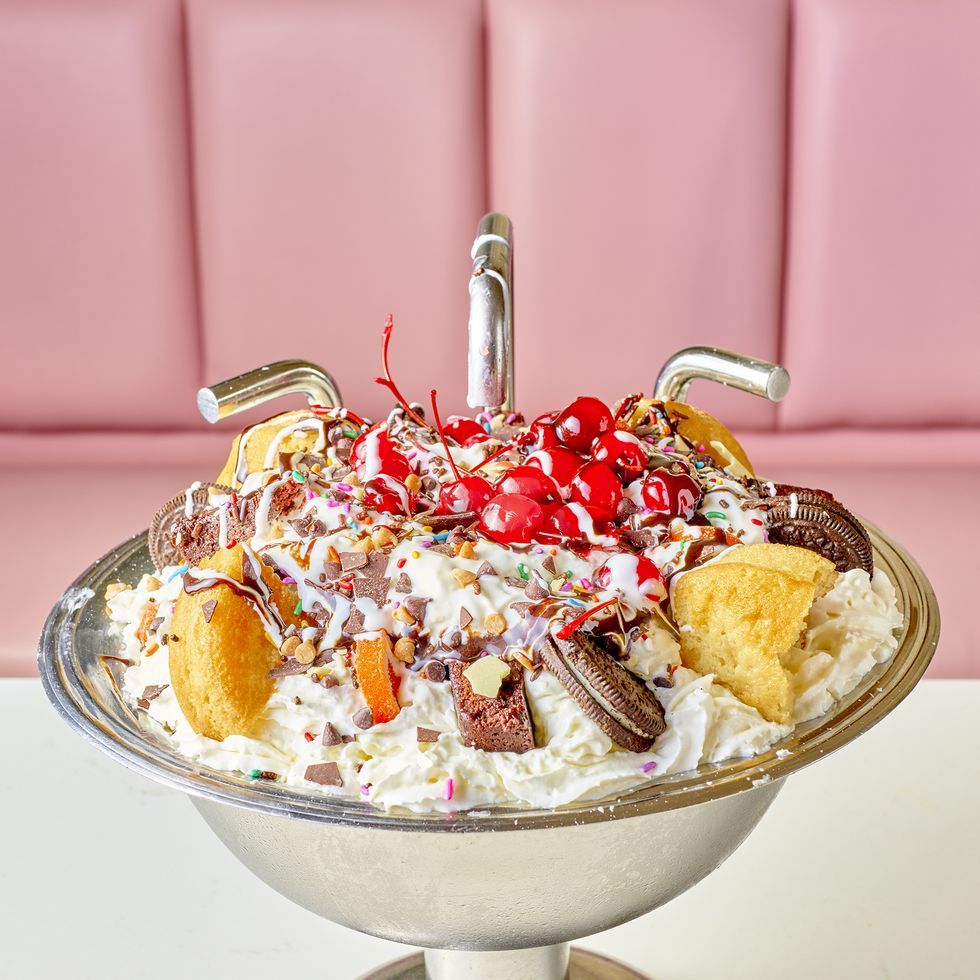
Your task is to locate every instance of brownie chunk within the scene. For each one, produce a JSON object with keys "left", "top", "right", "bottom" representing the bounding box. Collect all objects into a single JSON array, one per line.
[
  {"left": 448, "top": 660, "right": 535, "bottom": 754},
  {"left": 171, "top": 479, "right": 304, "bottom": 566}
]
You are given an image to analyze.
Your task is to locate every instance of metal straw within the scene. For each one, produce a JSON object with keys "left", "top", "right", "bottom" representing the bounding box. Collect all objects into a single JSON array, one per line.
[
  {"left": 653, "top": 346, "right": 790, "bottom": 404},
  {"left": 196, "top": 359, "right": 343, "bottom": 424},
  {"left": 467, "top": 213, "right": 514, "bottom": 413}
]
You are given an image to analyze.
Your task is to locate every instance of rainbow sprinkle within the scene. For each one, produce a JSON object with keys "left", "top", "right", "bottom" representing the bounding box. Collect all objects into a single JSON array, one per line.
[
  {"left": 166, "top": 565, "right": 188, "bottom": 583},
  {"left": 641, "top": 761, "right": 658, "bottom": 773},
  {"left": 445, "top": 777, "right": 454, "bottom": 801}
]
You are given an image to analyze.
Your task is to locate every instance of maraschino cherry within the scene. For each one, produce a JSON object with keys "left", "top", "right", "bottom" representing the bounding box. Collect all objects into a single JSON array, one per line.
[
  {"left": 554, "top": 397, "right": 614, "bottom": 451},
  {"left": 479, "top": 493, "right": 545, "bottom": 544},
  {"left": 443, "top": 416, "right": 490, "bottom": 447},
  {"left": 525, "top": 448, "right": 583, "bottom": 490},
  {"left": 363, "top": 475, "right": 413, "bottom": 516},
  {"left": 591, "top": 430, "right": 648, "bottom": 481},
  {"left": 568, "top": 461, "right": 623, "bottom": 517},
  {"left": 636, "top": 464, "right": 702, "bottom": 520},
  {"left": 595, "top": 553, "right": 666, "bottom": 608},
  {"left": 439, "top": 476, "right": 495, "bottom": 514},
  {"left": 517, "top": 411, "right": 561, "bottom": 452},
  {"left": 350, "top": 428, "right": 412, "bottom": 483},
  {"left": 428, "top": 390, "right": 495, "bottom": 515},
  {"left": 494, "top": 465, "right": 562, "bottom": 505},
  {"left": 544, "top": 503, "right": 614, "bottom": 542}
]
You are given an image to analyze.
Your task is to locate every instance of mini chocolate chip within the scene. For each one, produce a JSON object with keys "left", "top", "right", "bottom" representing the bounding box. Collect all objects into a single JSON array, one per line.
[{"left": 352, "top": 707, "right": 374, "bottom": 729}]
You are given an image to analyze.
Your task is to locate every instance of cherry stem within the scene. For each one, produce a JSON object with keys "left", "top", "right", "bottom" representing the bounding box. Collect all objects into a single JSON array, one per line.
[
  {"left": 429, "top": 389, "right": 462, "bottom": 483},
  {"left": 556, "top": 598, "right": 619, "bottom": 640},
  {"left": 374, "top": 315, "right": 429, "bottom": 429}
]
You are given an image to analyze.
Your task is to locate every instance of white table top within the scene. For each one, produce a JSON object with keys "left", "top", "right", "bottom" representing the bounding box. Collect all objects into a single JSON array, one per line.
[{"left": 3, "top": 678, "right": 976, "bottom": 979}]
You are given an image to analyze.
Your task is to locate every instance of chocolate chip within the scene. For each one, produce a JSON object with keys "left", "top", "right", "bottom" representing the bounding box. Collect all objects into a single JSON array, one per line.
[
  {"left": 416, "top": 727, "right": 440, "bottom": 743},
  {"left": 352, "top": 707, "right": 374, "bottom": 729},
  {"left": 201, "top": 599, "right": 217, "bottom": 623},
  {"left": 653, "top": 675, "right": 673, "bottom": 689},
  {"left": 321, "top": 723, "right": 344, "bottom": 746},
  {"left": 420, "top": 661, "right": 447, "bottom": 682},
  {"left": 340, "top": 551, "right": 369, "bottom": 572},
  {"left": 305, "top": 762, "right": 343, "bottom": 786},
  {"left": 394, "top": 572, "right": 412, "bottom": 593}
]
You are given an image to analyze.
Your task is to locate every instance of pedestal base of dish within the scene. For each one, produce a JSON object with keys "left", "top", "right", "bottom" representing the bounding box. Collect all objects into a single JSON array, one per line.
[{"left": 362, "top": 944, "right": 647, "bottom": 980}]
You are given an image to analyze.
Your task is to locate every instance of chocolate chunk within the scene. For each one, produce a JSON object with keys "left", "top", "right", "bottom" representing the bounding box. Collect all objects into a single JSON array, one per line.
[
  {"left": 394, "top": 572, "right": 412, "bottom": 593},
  {"left": 402, "top": 596, "right": 429, "bottom": 623},
  {"left": 321, "top": 723, "right": 344, "bottom": 746},
  {"left": 420, "top": 660, "right": 447, "bottom": 682},
  {"left": 344, "top": 607, "right": 366, "bottom": 634},
  {"left": 459, "top": 606, "right": 473, "bottom": 629},
  {"left": 422, "top": 511, "right": 479, "bottom": 532},
  {"left": 540, "top": 630, "right": 666, "bottom": 752},
  {"left": 510, "top": 601, "right": 536, "bottom": 618},
  {"left": 416, "top": 727, "right": 441, "bottom": 743},
  {"left": 322, "top": 561, "right": 343, "bottom": 581},
  {"left": 365, "top": 551, "right": 390, "bottom": 576},
  {"left": 149, "top": 616, "right": 164, "bottom": 632},
  {"left": 653, "top": 675, "right": 673, "bottom": 689},
  {"left": 622, "top": 528, "right": 658, "bottom": 549},
  {"left": 140, "top": 684, "right": 168, "bottom": 702},
  {"left": 352, "top": 707, "right": 374, "bottom": 729},
  {"left": 340, "top": 551, "right": 369, "bottom": 572},
  {"left": 449, "top": 660, "right": 535, "bottom": 753},
  {"left": 200, "top": 599, "right": 217, "bottom": 623},
  {"left": 475, "top": 561, "right": 496, "bottom": 578},
  {"left": 525, "top": 576, "right": 550, "bottom": 601},
  {"left": 268, "top": 659, "right": 310, "bottom": 678},
  {"left": 762, "top": 485, "right": 873, "bottom": 574},
  {"left": 504, "top": 576, "right": 526, "bottom": 588},
  {"left": 353, "top": 576, "right": 391, "bottom": 604},
  {"left": 541, "top": 556, "right": 557, "bottom": 576},
  {"left": 428, "top": 543, "right": 456, "bottom": 557},
  {"left": 304, "top": 762, "right": 343, "bottom": 786},
  {"left": 617, "top": 497, "right": 640, "bottom": 520}
]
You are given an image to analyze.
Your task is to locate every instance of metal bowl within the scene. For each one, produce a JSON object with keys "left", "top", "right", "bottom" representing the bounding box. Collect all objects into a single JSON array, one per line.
[{"left": 39, "top": 524, "right": 938, "bottom": 979}]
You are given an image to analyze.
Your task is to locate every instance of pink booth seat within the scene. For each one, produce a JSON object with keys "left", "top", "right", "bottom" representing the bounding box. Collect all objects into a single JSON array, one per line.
[
  {"left": 2, "top": 0, "right": 977, "bottom": 677},
  {"left": 1, "top": 428, "right": 970, "bottom": 677}
]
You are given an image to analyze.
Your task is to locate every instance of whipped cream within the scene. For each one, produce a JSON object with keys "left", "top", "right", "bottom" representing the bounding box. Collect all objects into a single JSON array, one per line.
[{"left": 112, "top": 565, "right": 900, "bottom": 813}]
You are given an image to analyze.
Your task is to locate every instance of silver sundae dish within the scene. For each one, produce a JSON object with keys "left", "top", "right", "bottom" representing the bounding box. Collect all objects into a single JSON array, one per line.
[{"left": 39, "top": 216, "right": 939, "bottom": 979}]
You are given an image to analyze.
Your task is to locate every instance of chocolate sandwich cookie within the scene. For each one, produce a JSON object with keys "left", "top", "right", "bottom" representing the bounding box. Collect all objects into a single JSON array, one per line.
[
  {"left": 449, "top": 659, "right": 535, "bottom": 753},
  {"left": 148, "top": 483, "right": 234, "bottom": 569},
  {"left": 761, "top": 484, "right": 873, "bottom": 575},
  {"left": 540, "top": 629, "right": 666, "bottom": 752}
]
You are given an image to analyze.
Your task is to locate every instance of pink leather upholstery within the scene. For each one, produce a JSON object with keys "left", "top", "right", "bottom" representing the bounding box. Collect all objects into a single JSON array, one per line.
[
  {"left": 488, "top": 0, "right": 788, "bottom": 426},
  {"left": 783, "top": 0, "right": 980, "bottom": 428},
  {"left": 0, "top": 0, "right": 200, "bottom": 429},
  {"left": 189, "top": 0, "right": 484, "bottom": 422},
  {"left": 0, "top": 0, "right": 972, "bottom": 677}
]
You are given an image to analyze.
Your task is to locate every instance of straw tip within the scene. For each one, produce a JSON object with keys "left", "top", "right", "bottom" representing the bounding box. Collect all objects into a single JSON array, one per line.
[
  {"left": 196, "top": 388, "right": 221, "bottom": 424},
  {"left": 766, "top": 367, "right": 791, "bottom": 402}
]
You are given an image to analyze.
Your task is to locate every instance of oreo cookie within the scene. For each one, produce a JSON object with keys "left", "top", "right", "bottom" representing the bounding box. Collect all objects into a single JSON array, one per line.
[
  {"left": 147, "top": 483, "right": 233, "bottom": 570},
  {"left": 762, "top": 485, "right": 873, "bottom": 575},
  {"left": 540, "top": 629, "right": 666, "bottom": 752}
]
